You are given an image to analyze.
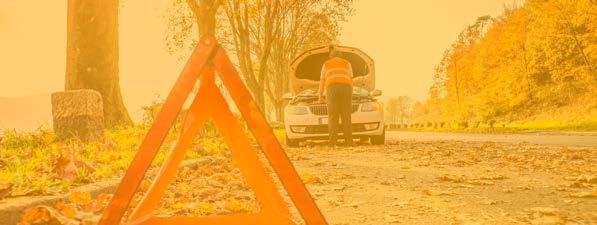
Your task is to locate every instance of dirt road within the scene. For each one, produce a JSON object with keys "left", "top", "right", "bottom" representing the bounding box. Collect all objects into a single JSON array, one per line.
[{"left": 285, "top": 133, "right": 596, "bottom": 224}]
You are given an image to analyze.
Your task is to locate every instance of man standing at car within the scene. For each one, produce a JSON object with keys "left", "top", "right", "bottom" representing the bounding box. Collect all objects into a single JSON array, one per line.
[{"left": 319, "top": 46, "right": 354, "bottom": 147}]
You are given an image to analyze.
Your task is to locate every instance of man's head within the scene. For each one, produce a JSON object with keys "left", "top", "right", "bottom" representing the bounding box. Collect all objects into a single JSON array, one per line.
[{"left": 329, "top": 46, "right": 343, "bottom": 59}]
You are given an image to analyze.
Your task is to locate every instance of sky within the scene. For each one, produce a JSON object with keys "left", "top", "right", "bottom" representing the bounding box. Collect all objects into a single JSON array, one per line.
[{"left": 0, "top": 0, "right": 522, "bottom": 121}]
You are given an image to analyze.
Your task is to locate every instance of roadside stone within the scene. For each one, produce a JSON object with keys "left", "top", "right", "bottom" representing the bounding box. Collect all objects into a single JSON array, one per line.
[{"left": 51, "top": 90, "right": 104, "bottom": 142}]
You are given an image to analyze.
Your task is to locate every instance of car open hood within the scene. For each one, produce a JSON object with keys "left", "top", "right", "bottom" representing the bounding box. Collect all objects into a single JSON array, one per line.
[{"left": 290, "top": 45, "right": 375, "bottom": 94}]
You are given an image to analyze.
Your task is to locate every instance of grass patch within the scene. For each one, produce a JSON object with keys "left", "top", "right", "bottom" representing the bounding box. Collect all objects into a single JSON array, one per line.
[
  {"left": 0, "top": 126, "right": 225, "bottom": 198},
  {"left": 505, "top": 118, "right": 597, "bottom": 131},
  {"left": 404, "top": 102, "right": 597, "bottom": 133},
  {"left": 390, "top": 118, "right": 597, "bottom": 133}
]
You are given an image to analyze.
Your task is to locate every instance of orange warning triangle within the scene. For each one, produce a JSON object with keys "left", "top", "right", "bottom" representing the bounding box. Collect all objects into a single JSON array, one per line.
[{"left": 98, "top": 36, "right": 328, "bottom": 225}]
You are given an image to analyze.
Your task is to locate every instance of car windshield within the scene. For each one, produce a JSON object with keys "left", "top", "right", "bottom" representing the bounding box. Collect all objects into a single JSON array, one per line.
[{"left": 296, "top": 87, "right": 370, "bottom": 97}]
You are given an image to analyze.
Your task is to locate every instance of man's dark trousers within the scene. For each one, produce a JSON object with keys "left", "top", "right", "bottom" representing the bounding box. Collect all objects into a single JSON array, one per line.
[{"left": 326, "top": 83, "right": 353, "bottom": 146}]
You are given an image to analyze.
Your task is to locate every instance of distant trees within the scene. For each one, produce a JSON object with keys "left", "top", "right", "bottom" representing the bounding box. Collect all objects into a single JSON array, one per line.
[
  {"left": 262, "top": 0, "right": 353, "bottom": 121},
  {"left": 165, "top": 0, "right": 355, "bottom": 120},
  {"left": 385, "top": 96, "right": 413, "bottom": 126},
  {"left": 66, "top": 0, "right": 132, "bottom": 127},
  {"left": 414, "top": 0, "right": 596, "bottom": 127}
]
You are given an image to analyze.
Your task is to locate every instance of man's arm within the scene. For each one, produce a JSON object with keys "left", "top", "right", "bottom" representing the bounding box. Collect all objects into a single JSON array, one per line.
[
  {"left": 348, "top": 64, "right": 354, "bottom": 78},
  {"left": 318, "top": 67, "right": 326, "bottom": 103}
]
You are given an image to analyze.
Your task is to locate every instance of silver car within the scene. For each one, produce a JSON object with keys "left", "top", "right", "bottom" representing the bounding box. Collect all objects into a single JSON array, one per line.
[{"left": 283, "top": 45, "right": 385, "bottom": 146}]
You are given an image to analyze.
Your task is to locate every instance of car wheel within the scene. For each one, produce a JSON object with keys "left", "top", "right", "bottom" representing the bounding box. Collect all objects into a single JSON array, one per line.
[
  {"left": 370, "top": 129, "right": 385, "bottom": 145},
  {"left": 286, "top": 135, "right": 300, "bottom": 147}
]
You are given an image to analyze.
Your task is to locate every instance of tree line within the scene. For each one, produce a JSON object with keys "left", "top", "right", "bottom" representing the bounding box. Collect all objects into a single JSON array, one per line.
[
  {"left": 64, "top": 0, "right": 354, "bottom": 128},
  {"left": 164, "top": 0, "right": 355, "bottom": 122},
  {"left": 413, "top": 0, "right": 596, "bottom": 128}
]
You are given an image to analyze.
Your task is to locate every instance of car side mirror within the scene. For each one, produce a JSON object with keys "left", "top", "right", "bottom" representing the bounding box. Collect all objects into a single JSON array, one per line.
[
  {"left": 371, "top": 90, "right": 382, "bottom": 97},
  {"left": 283, "top": 93, "right": 294, "bottom": 100}
]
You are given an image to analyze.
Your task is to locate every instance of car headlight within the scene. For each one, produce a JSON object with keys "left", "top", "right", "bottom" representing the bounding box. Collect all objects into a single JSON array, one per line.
[
  {"left": 364, "top": 122, "right": 380, "bottom": 130},
  {"left": 361, "top": 102, "right": 381, "bottom": 112},
  {"left": 286, "top": 106, "right": 309, "bottom": 115},
  {"left": 290, "top": 126, "right": 307, "bottom": 133}
]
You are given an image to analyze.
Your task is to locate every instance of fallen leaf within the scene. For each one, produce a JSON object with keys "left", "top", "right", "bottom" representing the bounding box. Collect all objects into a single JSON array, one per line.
[
  {"left": 530, "top": 216, "right": 565, "bottom": 225},
  {"left": 576, "top": 174, "right": 597, "bottom": 184},
  {"left": 18, "top": 205, "right": 76, "bottom": 225},
  {"left": 502, "top": 188, "right": 513, "bottom": 193},
  {"left": 301, "top": 173, "right": 322, "bottom": 184},
  {"left": 437, "top": 174, "right": 466, "bottom": 183},
  {"left": 93, "top": 193, "right": 110, "bottom": 211},
  {"left": 0, "top": 182, "right": 13, "bottom": 199},
  {"left": 51, "top": 147, "right": 96, "bottom": 182},
  {"left": 422, "top": 189, "right": 452, "bottom": 196},
  {"left": 54, "top": 202, "right": 76, "bottom": 219},
  {"left": 563, "top": 199, "right": 576, "bottom": 204},
  {"left": 193, "top": 202, "right": 215, "bottom": 214},
  {"left": 482, "top": 199, "right": 500, "bottom": 205},
  {"left": 224, "top": 199, "right": 251, "bottom": 213},
  {"left": 75, "top": 212, "right": 100, "bottom": 225},
  {"left": 384, "top": 212, "right": 400, "bottom": 223},
  {"left": 469, "top": 180, "right": 495, "bottom": 185},
  {"left": 139, "top": 179, "right": 152, "bottom": 192},
  {"left": 52, "top": 154, "right": 77, "bottom": 181},
  {"left": 347, "top": 201, "right": 366, "bottom": 208},
  {"left": 68, "top": 192, "right": 92, "bottom": 206},
  {"left": 570, "top": 191, "right": 597, "bottom": 198},
  {"left": 528, "top": 207, "right": 559, "bottom": 215},
  {"left": 386, "top": 201, "right": 409, "bottom": 208},
  {"left": 129, "top": 197, "right": 139, "bottom": 209}
]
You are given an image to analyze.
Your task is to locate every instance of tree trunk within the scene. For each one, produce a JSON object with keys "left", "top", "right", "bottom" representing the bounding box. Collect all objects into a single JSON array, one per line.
[
  {"left": 66, "top": 0, "right": 132, "bottom": 128},
  {"left": 189, "top": 0, "right": 219, "bottom": 36}
]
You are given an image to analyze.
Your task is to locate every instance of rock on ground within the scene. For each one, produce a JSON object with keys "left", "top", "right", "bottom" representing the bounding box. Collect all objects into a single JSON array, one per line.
[{"left": 51, "top": 90, "right": 104, "bottom": 142}]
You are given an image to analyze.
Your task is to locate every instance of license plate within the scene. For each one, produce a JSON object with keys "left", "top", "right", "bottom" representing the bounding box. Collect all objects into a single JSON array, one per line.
[{"left": 319, "top": 117, "right": 328, "bottom": 125}]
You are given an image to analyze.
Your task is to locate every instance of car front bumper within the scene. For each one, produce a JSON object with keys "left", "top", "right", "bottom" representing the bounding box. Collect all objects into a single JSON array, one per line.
[{"left": 285, "top": 110, "right": 384, "bottom": 140}]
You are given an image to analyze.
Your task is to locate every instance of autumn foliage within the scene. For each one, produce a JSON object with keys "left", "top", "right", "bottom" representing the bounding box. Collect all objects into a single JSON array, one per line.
[{"left": 414, "top": 0, "right": 596, "bottom": 129}]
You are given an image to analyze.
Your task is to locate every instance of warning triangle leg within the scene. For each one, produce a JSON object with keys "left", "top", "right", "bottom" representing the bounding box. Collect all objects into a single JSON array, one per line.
[
  {"left": 208, "top": 86, "right": 291, "bottom": 217},
  {"left": 213, "top": 47, "right": 328, "bottom": 224},
  {"left": 129, "top": 79, "right": 212, "bottom": 221},
  {"left": 99, "top": 37, "right": 218, "bottom": 225}
]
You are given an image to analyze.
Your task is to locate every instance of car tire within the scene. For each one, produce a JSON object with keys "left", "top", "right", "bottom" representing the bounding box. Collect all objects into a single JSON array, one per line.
[
  {"left": 370, "top": 129, "right": 385, "bottom": 145},
  {"left": 286, "top": 135, "right": 300, "bottom": 147}
]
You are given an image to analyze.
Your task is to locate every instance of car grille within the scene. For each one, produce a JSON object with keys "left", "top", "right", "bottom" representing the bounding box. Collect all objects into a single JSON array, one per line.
[
  {"left": 309, "top": 104, "right": 360, "bottom": 115},
  {"left": 305, "top": 124, "right": 368, "bottom": 134}
]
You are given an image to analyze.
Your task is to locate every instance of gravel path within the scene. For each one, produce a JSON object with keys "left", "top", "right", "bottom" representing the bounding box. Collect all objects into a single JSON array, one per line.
[{"left": 285, "top": 139, "right": 596, "bottom": 224}]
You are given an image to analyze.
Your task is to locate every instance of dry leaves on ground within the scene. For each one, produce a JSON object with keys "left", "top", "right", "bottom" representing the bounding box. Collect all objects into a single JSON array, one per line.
[
  {"left": 51, "top": 146, "right": 96, "bottom": 182},
  {"left": 18, "top": 192, "right": 108, "bottom": 225},
  {"left": 19, "top": 148, "right": 263, "bottom": 224}
]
